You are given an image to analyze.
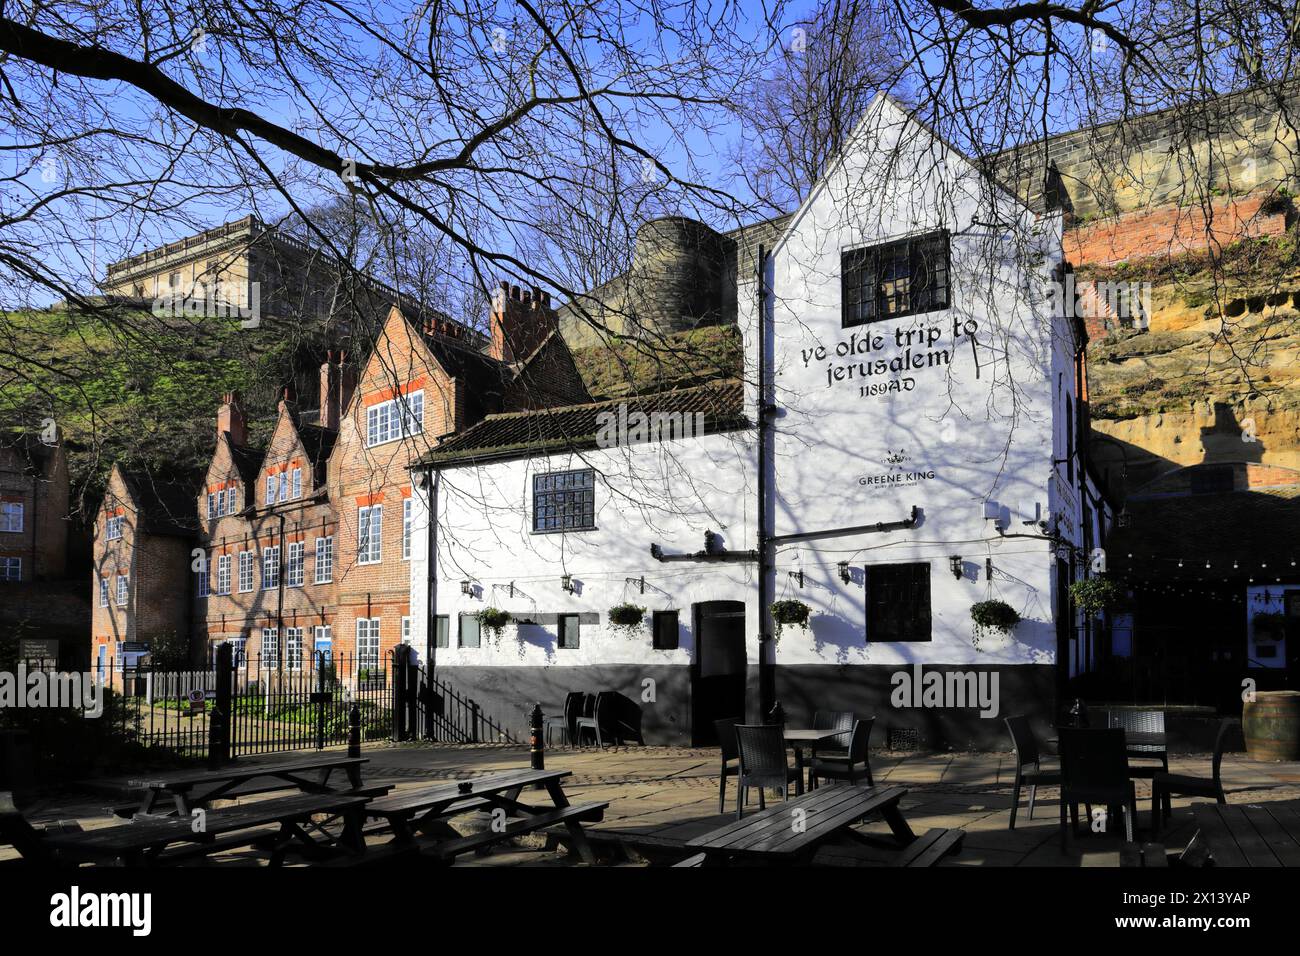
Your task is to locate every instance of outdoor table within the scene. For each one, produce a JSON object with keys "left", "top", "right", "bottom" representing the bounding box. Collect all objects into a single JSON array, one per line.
[
  {"left": 685, "top": 784, "right": 914, "bottom": 865},
  {"left": 1048, "top": 730, "right": 1167, "bottom": 771},
  {"left": 44, "top": 791, "right": 371, "bottom": 866},
  {"left": 782, "top": 728, "right": 848, "bottom": 785},
  {"left": 1191, "top": 802, "right": 1300, "bottom": 867},
  {"left": 105, "top": 755, "right": 369, "bottom": 817},
  {"left": 364, "top": 767, "right": 607, "bottom": 864}
]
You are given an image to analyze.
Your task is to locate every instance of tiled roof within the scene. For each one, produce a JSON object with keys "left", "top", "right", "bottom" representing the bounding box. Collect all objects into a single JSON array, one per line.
[
  {"left": 226, "top": 440, "right": 264, "bottom": 487},
  {"left": 1108, "top": 468, "right": 1300, "bottom": 581},
  {"left": 416, "top": 379, "right": 747, "bottom": 466},
  {"left": 120, "top": 468, "right": 203, "bottom": 536}
]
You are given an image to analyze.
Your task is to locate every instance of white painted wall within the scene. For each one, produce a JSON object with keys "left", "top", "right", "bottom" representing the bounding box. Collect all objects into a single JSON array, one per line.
[{"left": 410, "top": 95, "right": 1090, "bottom": 674}]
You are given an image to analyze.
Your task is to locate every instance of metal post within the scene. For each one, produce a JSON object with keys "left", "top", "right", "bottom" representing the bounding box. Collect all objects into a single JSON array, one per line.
[
  {"left": 208, "top": 642, "right": 233, "bottom": 767},
  {"left": 469, "top": 698, "right": 480, "bottom": 743},
  {"left": 529, "top": 703, "right": 545, "bottom": 790},
  {"left": 347, "top": 703, "right": 361, "bottom": 758},
  {"left": 393, "top": 645, "right": 407, "bottom": 743}
]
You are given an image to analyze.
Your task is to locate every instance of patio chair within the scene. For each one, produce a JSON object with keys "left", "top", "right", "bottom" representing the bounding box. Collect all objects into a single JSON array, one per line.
[
  {"left": 812, "top": 710, "right": 855, "bottom": 758},
  {"left": 1058, "top": 728, "right": 1137, "bottom": 852},
  {"left": 714, "top": 717, "right": 742, "bottom": 813},
  {"left": 543, "top": 691, "right": 583, "bottom": 747},
  {"left": 573, "top": 692, "right": 598, "bottom": 747},
  {"left": 809, "top": 718, "right": 875, "bottom": 789},
  {"left": 575, "top": 692, "right": 621, "bottom": 748},
  {"left": 1151, "top": 718, "right": 1233, "bottom": 833},
  {"left": 1107, "top": 709, "right": 1168, "bottom": 778},
  {"left": 1005, "top": 715, "right": 1061, "bottom": 829},
  {"left": 605, "top": 692, "right": 646, "bottom": 746},
  {"left": 735, "top": 724, "right": 803, "bottom": 819}
]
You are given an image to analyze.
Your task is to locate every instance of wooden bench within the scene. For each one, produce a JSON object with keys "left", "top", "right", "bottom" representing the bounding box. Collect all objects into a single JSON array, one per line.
[
  {"left": 896, "top": 827, "right": 965, "bottom": 866},
  {"left": 672, "top": 852, "right": 708, "bottom": 867},
  {"left": 315, "top": 841, "right": 421, "bottom": 868},
  {"left": 424, "top": 802, "right": 608, "bottom": 863}
]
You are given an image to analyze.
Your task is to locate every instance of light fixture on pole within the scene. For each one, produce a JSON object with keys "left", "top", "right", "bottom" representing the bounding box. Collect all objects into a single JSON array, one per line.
[
  {"left": 949, "top": 555, "right": 963, "bottom": 580},
  {"left": 560, "top": 573, "right": 575, "bottom": 594},
  {"left": 837, "top": 561, "right": 851, "bottom": 584},
  {"left": 460, "top": 579, "right": 473, "bottom": 596}
]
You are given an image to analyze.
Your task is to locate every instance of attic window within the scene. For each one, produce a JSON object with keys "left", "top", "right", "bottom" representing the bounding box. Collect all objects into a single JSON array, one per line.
[
  {"left": 105, "top": 516, "right": 124, "bottom": 540},
  {"left": 367, "top": 391, "right": 424, "bottom": 447},
  {"left": 842, "top": 230, "right": 950, "bottom": 327}
]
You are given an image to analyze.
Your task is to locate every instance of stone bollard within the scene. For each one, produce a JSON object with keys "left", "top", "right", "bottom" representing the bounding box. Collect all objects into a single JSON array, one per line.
[{"left": 529, "top": 703, "right": 545, "bottom": 790}]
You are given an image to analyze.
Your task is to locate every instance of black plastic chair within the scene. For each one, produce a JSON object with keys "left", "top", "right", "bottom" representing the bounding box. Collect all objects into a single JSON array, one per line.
[
  {"left": 735, "top": 723, "right": 803, "bottom": 819},
  {"left": 812, "top": 710, "right": 855, "bottom": 758},
  {"left": 1152, "top": 718, "right": 1233, "bottom": 832},
  {"left": 1058, "top": 727, "right": 1137, "bottom": 851},
  {"left": 809, "top": 718, "right": 875, "bottom": 789},
  {"left": 543, "top": 691, "right": 583, "bottom": 747},
  {"left": 1005, "top": 715, "right": 1061, "bottom": 829},
  {"left": 1107, "top": 709, "right": 1169, "bottom": 778},
  {"left": 572, "top": 697, "right": 605, "bottom": 749},
  {"left": 714, "top": 717, "right": 742, "bottom": 813}
]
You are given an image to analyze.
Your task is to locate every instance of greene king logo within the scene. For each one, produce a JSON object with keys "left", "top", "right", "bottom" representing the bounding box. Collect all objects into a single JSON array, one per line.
[
  {"left": 594, "top": 403, "right": 706, "bottom": 448},
  {"left": 0, "top": 666, "right": 103, "bottom": 718},
  {"left": 50, "top": 887, "right": 151, "bottom": 936},
  {"left": 152, "top": 280, "right": 262, "bottom": 328}
]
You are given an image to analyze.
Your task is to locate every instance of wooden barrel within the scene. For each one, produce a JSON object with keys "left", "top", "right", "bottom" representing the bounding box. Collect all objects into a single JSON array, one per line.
[{"left": 1243, "top": 690, "right": 1300, "bottom": 762}]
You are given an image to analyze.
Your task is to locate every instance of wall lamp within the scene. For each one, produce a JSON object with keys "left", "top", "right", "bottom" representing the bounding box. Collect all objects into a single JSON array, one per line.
[
  {"left": 560, "top": 574, "right": 576, "bottom": 594},
  {"left": 837, "top": 561, "right": 851, "bottom": 584},
  {"left": 460, "top": 579, "right": 474, "bottom": 596},
  {"left": 949, "top": 555, "right": 963, "bottom": 580}
]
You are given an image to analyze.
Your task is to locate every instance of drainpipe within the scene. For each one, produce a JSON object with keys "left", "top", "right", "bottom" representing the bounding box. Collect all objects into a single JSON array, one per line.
[
  {"left": 276, "top": 512, "right": 285, "bottom": 679},
  {"left": 755, "top": 244, "right": 775, "bottom": 718},
  {"left": 423, "top": 467, "right": 439, "bottom": 682}
]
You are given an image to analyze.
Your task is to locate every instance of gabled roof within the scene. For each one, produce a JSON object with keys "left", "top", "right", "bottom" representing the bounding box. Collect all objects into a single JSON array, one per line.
[
  {"left": 415, "top": 378, "right": 747, "bottom": 467},
  {"left": 225, "top": 437, "right": 264, "bottom": 487},
  {"left": 117, "top": 466, "right": 202, "bottom": 536},
  {"left": 0, "top": 431, "right": 60, "bottom": 476}
]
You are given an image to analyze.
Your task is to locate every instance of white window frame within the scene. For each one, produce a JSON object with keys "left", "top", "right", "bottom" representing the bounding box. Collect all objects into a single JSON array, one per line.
[
  {"left": 238, "top": 550, "right": 255, "bottom": 592},
  {"left": 402, "top": 498, "right": 413, "bottom": 560},
  {"left": 262, "top": 545, "right": 280, "bottom": 590},
  {"left": 365, "top": 390, "right": 424, "bottom": 447},
  {"left": 314, "top": 625, "right": 333, "bottom": 663},
  {"left": 279, "top": 471, "right": 288, "bottom": 503},
  {"left": 105, "top": 515, "right": 124, "bottom": 540},
  {"left": 356, "top": 618, "right": 381, "bottom": 670},
  {"left": 358, "top": 505, "right": 382, "bottom": 564},
  {"left": 401, "top": 615, "right": 412, "bottom": 644},
  {"left": 291, "top": 467, "right": 302, "bottom": 500},
  {"left": 0, "top": 557, "right": 21, "bottom": 581},
  {"left": 226, "top": 487, "right": 238, "bottom": 514},
  {"left": 266, "top": 474, "right": 277, "bottom": 505},
  {"left": 286, "top": 541, "right": 305, "bottom": 588},
  {"left": 217, "top": 553, "right": 232, "bottom": 595},
  {"left": 285, "top": 627, "right": 304, "bottom": 671},
  {"left": 315, "top": 536, "right": 334, "bottom": 584},
  {"left": 261, "top": 627, "right": 279, "bottom": 669},
  {"left": 206, "top": 493, "right": 216, "bottom": 520},
  {"left": 0, "top": 501, "right": 22, "bottom": 532},
  {"left": 98, "top": 577, "right": 109, "bottom": 607},
  {"left": 116, "top": 574, "right": 128, "bottom": 606},
  {"left": 196, "top": 552, "right": 211, "bottom": 598}
]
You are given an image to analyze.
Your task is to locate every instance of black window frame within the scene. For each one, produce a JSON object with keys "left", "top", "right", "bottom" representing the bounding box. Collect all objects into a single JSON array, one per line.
[
  {"left": 652, "top": 610, "right": 680, "bottom": 650},
  {"left": 532, "top": 468, "right": 596, "bottom": 533},
  {"left": 864, "top": 562, "right": 932, "bottom": 642},
  {"left": 557, "top": 613, "right": 580, "bottom": 649},
  {"left": 458, "top": 613, "right": 481, "bottom": 648},
  {"left": 842, "top": 230, "right": 951, "bottom": 328}
]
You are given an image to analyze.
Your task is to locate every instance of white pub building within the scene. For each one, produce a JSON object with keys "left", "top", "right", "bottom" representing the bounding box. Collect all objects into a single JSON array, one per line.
[{"left": 409, "top": 96, "right": 1111, "bottom": 749}]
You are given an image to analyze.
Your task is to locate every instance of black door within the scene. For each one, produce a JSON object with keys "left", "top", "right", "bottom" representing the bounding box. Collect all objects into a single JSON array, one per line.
[{"left": 691, "top": 600, "right": 747, "bottom": 745}]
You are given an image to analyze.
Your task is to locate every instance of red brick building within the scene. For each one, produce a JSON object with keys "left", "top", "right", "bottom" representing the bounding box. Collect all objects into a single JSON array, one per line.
[{"left": 90, "top": 284, "right": 588, "bottom": 673}]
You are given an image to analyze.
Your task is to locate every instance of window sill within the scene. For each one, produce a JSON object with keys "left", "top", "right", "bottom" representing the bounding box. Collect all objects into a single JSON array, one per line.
[{"left": 530, "top": 526, "right": 598, "bottom": 535}]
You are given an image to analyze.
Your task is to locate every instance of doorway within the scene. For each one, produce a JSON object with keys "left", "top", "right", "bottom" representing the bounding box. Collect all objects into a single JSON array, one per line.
[{"left": 691, "top": 600, "right": 747, "bottom": 745}]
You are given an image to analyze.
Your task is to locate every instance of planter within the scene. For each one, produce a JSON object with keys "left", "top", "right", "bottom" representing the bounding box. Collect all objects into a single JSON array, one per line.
[
  {"left": 607, "top": 603, "right": 646, "bottom": 637},
  {"left": 1243, "top": 690, "right": 1300, "bottom": 762},
  {"left": 770, "top": 600, "right": 810, "bottom": 640}
]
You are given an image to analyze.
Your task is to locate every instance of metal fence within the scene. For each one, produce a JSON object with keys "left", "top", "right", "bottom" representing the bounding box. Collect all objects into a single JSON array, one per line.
[{"left": 19, "top": 648, "right": 515, "bottom": 762}]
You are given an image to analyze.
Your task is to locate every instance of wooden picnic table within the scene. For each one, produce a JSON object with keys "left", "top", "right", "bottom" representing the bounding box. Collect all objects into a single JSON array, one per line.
[
  {"left": 365, "top": 768, "right": 607, "bottom": 864},
  {"left": 1191, "top": 803, "right": 1300, "bottom": 867},
  {"left": 782, "top": 728, "right": 847, "bottom": 785},
  {"left": 685, "top": 784, "right": 916, "bottom": 865},
  {"left": 44, "top": 791, "right": 371, "bottom": 867},
  {"left": 106, "top": 755, "right": 368, "bottom": 817}
]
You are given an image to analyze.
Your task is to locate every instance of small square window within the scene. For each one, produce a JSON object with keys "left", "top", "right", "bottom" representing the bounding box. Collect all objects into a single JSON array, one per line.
[
  {"left": 458, "top": 613, "right": 481, "bottom": 648},
  {"left": 652, "top": 610, "right": 680, "bottom": 650}
]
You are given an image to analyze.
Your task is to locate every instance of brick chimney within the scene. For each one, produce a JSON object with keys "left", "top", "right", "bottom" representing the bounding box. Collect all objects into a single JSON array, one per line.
[
  {"left": 488, "top": 281, "right": 558, "bottom": 363},
  {"left": 216, "top": 391, "right": 247, "bottom": 446},
  {"left": 319, "top": 352, "right": 359, "bottom": 430}
]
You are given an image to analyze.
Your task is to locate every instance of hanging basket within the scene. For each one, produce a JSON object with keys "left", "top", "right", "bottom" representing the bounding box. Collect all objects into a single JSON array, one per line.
[
  {"left": 970, "top": 599, "right": 1020, "bottom": 648},
  {"left": 607, "top": 603, "right": 646, "bottom": 637},
  {"left": 770, "top": 599, "right": 811, "bottom": 641},
  {"left": 476, "top": 607, "right": 512, "bottom": 644},
  {"left": 1069, "top": 577, "right": 1127, "bottom": 617}
]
